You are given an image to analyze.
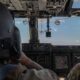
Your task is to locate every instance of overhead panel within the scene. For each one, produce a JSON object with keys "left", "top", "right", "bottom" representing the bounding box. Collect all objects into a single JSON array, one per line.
[
  {"left": 10, "top": 0, "right": 24, "bottom": 10},
  {"left": 0, "top": 0, "right": 76, "bottom": 17}
]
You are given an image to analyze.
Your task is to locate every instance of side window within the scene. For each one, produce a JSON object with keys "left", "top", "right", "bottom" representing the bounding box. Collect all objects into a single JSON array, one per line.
[
  {"left": 15, "top": 18, "right": 30, "bottom": 43},
  {"left": 72, "top": 0, "right": 80, "bottom": 8}
]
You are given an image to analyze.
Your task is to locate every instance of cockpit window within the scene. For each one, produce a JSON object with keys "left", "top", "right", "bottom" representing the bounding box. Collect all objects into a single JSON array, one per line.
[
  {"left": 38, "top": 17, "right": 80, "bottom": 45},
  {"left": 15, "top": 17, "right": 80, "bottom": 45},
  {"left": 72, "top": 0, "right": 80, "bottom": 8},
  {"left": 14, "top": 0, "right": 80, "bottom": 46},
  {"left": 15, "top": 18, "right": 30, "bottom": 43}
]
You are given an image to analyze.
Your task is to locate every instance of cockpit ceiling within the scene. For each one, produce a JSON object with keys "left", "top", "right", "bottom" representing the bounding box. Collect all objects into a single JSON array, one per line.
[
  {"left": 0, "top": 0, "right": 80, "bottom": 17},
  {"left": 0, "top": 0, "right": 68, "bottom": 10}
]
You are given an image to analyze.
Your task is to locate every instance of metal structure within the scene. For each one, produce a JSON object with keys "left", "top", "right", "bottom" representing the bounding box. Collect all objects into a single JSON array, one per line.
[{"left": 29, "top": 12, "right": 39, "bottom": 43}]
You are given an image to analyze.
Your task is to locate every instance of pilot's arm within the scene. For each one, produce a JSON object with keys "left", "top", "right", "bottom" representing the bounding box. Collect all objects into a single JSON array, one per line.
[{"left": 19, "top": 52, "right": 43, "bottom": 70}]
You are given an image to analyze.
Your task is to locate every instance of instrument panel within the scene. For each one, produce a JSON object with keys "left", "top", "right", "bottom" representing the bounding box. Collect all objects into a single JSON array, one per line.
[{"left": 22, "top": 43, "right": 80, "bottom": 76}]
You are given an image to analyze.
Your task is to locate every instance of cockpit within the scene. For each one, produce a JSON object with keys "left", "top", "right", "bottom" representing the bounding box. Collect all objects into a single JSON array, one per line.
[{"left": 0, "top": 0, "right": 80, "bottom": 80}]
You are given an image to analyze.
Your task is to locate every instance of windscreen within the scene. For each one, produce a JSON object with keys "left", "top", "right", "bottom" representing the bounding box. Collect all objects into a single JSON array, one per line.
[
  {"left": 15, "top": 17, "right": 80, "bottom": 46},
  {"left": 14, "top": 1, "right": 80, "bottom": 45}
]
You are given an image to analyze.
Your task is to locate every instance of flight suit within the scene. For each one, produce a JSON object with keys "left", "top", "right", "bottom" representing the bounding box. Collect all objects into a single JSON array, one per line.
[{"left": 1, "top": 64, "right": 59, "bottom": 80}]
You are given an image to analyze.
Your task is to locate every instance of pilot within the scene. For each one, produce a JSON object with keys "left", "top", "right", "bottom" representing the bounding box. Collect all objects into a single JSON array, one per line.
[
  {"left": 67, "top": 63, "right": 80, "bottom": 80},
  {"left": 0, "top": 2, "right": 43, "bottom": 70},
  {"left": 0, "top": 3, "right": 59, "bottom": 80}
]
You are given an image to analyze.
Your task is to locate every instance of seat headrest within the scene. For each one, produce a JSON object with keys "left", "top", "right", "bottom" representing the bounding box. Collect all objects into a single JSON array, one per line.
[{"left": 0, "top": 3, "right": 14, "bottom": 39}]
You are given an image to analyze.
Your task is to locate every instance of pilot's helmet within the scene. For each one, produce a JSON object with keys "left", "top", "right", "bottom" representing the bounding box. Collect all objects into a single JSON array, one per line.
[{"left": 0, "top": 3, "right": 21, "bottom": 61}]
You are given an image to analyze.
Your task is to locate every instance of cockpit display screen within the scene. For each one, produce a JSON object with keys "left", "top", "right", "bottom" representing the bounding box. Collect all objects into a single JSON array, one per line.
[{"left": 55, "top": 56, "right": 68, "bottom": 69}]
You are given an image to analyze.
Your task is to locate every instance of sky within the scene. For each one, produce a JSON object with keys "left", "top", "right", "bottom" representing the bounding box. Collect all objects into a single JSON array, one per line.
[
  {"left": 73, "top": 0, "right": 80, "bottom": 8},
  {"left": 15, "top": 1, "right": 80, "bottom": 45}
]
